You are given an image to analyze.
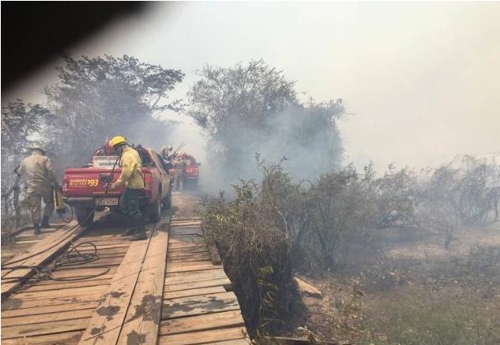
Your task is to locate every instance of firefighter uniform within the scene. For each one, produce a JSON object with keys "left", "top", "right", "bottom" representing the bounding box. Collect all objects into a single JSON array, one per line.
[
  {"left": 112, "top": 142, "right": 146, "bottom": 240},
  {"left": 173, "top": 157, "right": 187, "bottom": 191},
  {"left": 14, "top": 149, "right": 58, "bottom": 234}
]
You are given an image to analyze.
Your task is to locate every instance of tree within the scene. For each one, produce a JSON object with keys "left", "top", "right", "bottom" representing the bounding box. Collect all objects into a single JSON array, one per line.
[
  {"left": 187, "top": 59, "right": 344, "bottom": 185},
  {"left": 188, "top": 59, "right": 298, "bottom": 136},
  {"left": 42, "top": 55, "right": 185, "bottom": 172}
]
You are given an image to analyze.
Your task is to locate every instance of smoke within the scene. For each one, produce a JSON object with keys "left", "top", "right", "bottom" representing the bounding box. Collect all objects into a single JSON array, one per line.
[{"left": 200, "top": 103, "right": 344, "bottom": 194}]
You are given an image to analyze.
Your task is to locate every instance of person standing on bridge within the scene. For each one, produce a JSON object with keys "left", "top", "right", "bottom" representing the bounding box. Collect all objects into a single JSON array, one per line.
[
  {"left": 173, "top": 153, "right": 188, "bottom": 192},
  {"left": 13, "top": 146, "right": 59, "bottom": 235},
  {"left": 109, "top": 136, "right": 147, "bottom": 241}
]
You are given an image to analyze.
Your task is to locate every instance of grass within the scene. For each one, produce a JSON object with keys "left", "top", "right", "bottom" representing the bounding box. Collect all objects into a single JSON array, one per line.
[
  {"left": 362, "top": 286, "right": 500, "bottom": 345},
  {"left": 298, "top": 242, "right": 500, "bottom": 345}
]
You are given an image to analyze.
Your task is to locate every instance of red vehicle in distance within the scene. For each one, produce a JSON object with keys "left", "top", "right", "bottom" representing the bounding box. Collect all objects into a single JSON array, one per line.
[{"left": 167, "top": 153, "right": 201, "bottom": 190}]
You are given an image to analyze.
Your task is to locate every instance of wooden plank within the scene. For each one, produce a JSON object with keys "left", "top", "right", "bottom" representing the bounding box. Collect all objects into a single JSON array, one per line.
[
  {"left": 170, "top": 228, "right": 202, "bottom": 236},
  {"left": 202, "top": 339, "right": 249, "bottom": 345},
  {"left": 168, "top": 237, "right": 203, "bottom": 244},
  {"left": 72, "top": 246, "right": 129, "bottom": 254},
  {"left": 170, "top": 222, "right": 200, "bottom": 227},
  {"left": 170, "top": 233, "right": 202, "bottom": 240},
  {"left": 168, "top": 246, "right": 208, "bottom": 254},
  {"left": 167, "top": 249, "right": 209, "bottom": 257},
  {"left": 2, "top": 221, "right": 78, "bottom": 268},
  {"left": 78, "top": 220, "right": 167, "bottom": 345},
  {"left": 1, "top": 317, "right": 89, "bottom": 339},
  {"left": 165, "top": 270, "right": 227, "bottom": 285},
  {"left": 63, "top": 252, "right": 128, "bottom": 262},
  {"left": 268, "top": 337, "right": 340, "bottom": 345},
  {"left": 165, "top": 278, "right": 232, "bottom": 293},
  {"left": 207, "top": 242, "right": 222, "bottom": 265},
  {"left": 2, "top": 222, "right": 85, "bottom": 296},
  {"left": 166, "top": 259, "right": 215, "bottom": 268},
  {"left": 47, "top": 265, "right": 118, "bottom": 280},
  {"left": 170, "top": 224, "right": 201, "bottom": 229},
  {"left": 162, "top": 292, "right": 240, "bottom": 319},
  {"left": 117, "top": 224, "right": 169, "bottom": 345},
  {"left": 158, "top": 327, "right": 246, "bottom": 345},
  {"left": 74, "top": 243, "right": 131, "bottom": 251},
  {"left": 2, "top": 293, "right": 101, "bottom": 310},
  {"left": 159, "top": 310, "right": 244, "bottom": 335},
  {"left": 168, "top": 238, "right": 204, "bottom": 246},
  {"left": 2, "top": 308, "right": 93, "bottom": 327},
  {"left": 2, "top": 301, "right": 99, "bottom": 318},
  {"left": 11, "top": 284, "right": 108, "bottom": 300},
  {"left": 164, "top": 286, "right": 226, "bottom": 300},
  {"left": 166, "top": 262, "right": 221, "bottom": 274},
  {"left": 168, "top": 253, "right": 212, "bottom": 262},
  {"left": 27, "top": 277, "right": 113, "bottom": 292},
  {"left": 77, "top": 242, "right": 151, "bottom": 344},
  {"left": 165, "top": 268, "right": 227, "bottom": 283},
  {"left": 33, "top": 275, "right": 114, "bottom": 287},
  {"left": 54, "top": 256, "right": 124, "bottom": 268},
  {"left": 1, "top": 331, "right": 83, "bottom": 345},
  {"left": 13, "top": 240, "right": 39, "bottom": 245},
  {"left": 73, "top": 235, "right": 132, "bottom": 242},
  {"left": 170, "top": 221, "right": 201, "bottom": 227}
]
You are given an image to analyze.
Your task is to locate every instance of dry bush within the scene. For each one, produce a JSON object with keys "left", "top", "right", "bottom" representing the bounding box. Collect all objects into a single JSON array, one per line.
[
  {"left": 201, "top": 157, "right": 500, "bottom": 341},
  {"left": 200, "top": 162, "right": 305, "bottom": 337},
  {"left": 295, "top": 165, "right": 377, "bottom": 272}
]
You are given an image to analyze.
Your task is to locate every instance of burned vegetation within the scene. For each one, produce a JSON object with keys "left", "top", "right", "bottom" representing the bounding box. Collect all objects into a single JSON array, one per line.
[{"left": 200, "top": 156, "right": 500, "bottom": 344}]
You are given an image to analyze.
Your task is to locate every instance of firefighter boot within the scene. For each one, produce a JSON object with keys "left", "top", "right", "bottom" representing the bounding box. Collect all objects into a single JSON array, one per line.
[
  {"left": 34, "top": 223, "right": 41, "bottom": 235},
  {"left": 40, "top": 216, "right": 51, "bottom": 229},
  {"left": 131, "top": 217, "right": 147, "bottom": 241}
]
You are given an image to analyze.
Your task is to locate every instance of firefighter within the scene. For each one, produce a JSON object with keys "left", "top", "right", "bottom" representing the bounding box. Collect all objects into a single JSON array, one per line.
[
  {"left": 160, "top": 145, "right": 173, "bottom": 160},
  {"left": 13, "top": 146, "right": 58, "bottom": 235},
  {"left": 160, "top": 145, "right": 174, "bottom": 171},
  {"left": 173, "top": 153, "right": 187, "bottom": 191},
  {"left": 109, "top": 136, "right": 147, "bottom": 241}
]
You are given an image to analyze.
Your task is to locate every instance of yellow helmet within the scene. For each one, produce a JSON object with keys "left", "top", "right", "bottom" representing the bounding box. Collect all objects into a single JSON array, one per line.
[{"left": 110, "top": 136, "right": 127, "bottom": 147}]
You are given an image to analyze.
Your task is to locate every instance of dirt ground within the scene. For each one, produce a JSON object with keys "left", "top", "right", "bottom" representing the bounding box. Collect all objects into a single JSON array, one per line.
[
  {"left": 293, "top": 223, "right": 500, "bottom": 344},
  {"left": 169, "top": 191, "right": 202, "bottom": 219}
]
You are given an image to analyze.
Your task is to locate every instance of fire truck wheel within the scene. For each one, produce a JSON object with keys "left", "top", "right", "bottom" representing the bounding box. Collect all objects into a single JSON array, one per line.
[
  {"left": 162, "top": 187, "right": 172, "bottom": 210},
  {"left": 148, "top": 194, "right": 161, "bottom": 223}
]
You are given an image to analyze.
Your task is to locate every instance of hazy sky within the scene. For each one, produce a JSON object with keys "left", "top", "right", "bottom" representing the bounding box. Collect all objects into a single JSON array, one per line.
[{"left": 6, "top": 1, "right": 500, "bottom": 171}]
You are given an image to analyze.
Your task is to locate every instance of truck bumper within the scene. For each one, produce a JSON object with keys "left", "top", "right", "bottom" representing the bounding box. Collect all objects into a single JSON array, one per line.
[
  {"left": 64, "top": 196, "right": 151, "bottom": 208},
  {"left": 64, "top": 197, "right": 95, "bottom": 208}
]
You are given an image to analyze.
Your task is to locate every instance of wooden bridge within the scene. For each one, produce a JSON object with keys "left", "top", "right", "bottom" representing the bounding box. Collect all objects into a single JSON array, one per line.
[{"left": 1, "top": 204, "right": 248, "bottom": 345}]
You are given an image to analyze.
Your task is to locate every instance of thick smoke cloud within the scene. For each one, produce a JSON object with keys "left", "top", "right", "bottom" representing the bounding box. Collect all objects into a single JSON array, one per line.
[{"left": 200, "top": 102, "right": 344, "bottom": 194}]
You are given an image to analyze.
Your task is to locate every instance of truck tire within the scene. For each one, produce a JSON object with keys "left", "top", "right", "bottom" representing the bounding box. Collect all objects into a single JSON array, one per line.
[
  {"left": 148, "top": 190, "right": 161, "bottom": 223},
  {"left": 162, "top": 187, "right": 172, "bottom": 210},
  {"left": 75, "top": 207, "right": 94, "bottom": 227}
]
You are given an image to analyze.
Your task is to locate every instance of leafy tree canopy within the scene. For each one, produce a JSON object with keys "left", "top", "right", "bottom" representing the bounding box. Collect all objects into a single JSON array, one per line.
[
  {"left": 187, "top": 59, "right": 345, "bottom": 183},
  {"left": 188, "top": 59, "right": 298, "bottom": 137},
  {"left": 42, "top": 55, "right": 185, "bottom": 170}
]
